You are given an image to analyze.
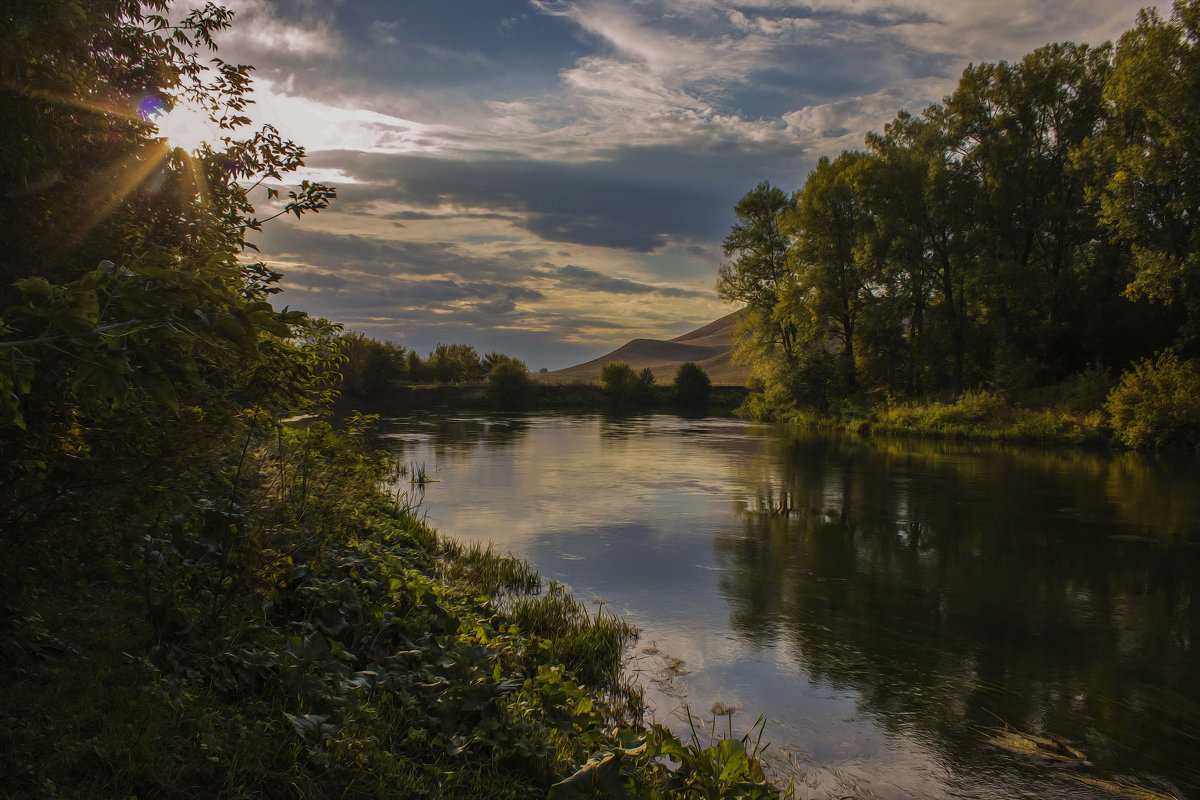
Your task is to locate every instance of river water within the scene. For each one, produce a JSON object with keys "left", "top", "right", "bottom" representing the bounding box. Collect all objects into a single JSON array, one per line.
[{"left": 376, "top": 412, "right": 1200, "bottom": 800}]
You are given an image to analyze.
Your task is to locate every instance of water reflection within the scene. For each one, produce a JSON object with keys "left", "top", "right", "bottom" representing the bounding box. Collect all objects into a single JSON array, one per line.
[
  {"left": 380, "top": 413, "right": 532, "bottom": 457},
  {"left": 373, "top": 414, "right": 1200, "bottom": 799},
  {"left": 718, "top": 432, "right": 1200, "bottom": 797}
]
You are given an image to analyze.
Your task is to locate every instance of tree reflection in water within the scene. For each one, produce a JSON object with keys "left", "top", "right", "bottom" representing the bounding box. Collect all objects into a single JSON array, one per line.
[{"left": 715, "top": 432, "right": 1200, "bottom": 797}]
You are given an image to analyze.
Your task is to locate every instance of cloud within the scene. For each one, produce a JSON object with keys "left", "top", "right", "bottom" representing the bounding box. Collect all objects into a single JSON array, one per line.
[
  {"left": 555, "top": 265, "right": 708, "bottom": 298},
  {"left": 220, "top": 0, "right": 341, "bottom": 58},
  {"left": 255, "top": 225, "right": 547, "bottom": 284},
  {"left": 200, "top": 0, "right": 1159, "bottom": 370},
  {"left": 310, "top": 144, "right": 794, "bottom": 253}
]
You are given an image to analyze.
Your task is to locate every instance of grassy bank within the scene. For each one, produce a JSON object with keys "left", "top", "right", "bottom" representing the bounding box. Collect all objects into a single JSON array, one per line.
[
  {"left": 1, "top": 418, "right": 782, "bottom": 799},
  {"left": 760, "top": 391, "right": 1112, "bottom": 447}
]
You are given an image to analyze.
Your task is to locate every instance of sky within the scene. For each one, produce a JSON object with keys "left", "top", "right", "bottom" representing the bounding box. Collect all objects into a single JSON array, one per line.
[{"left": 193, "top": 0, "right": 1162, "bottom": 371}]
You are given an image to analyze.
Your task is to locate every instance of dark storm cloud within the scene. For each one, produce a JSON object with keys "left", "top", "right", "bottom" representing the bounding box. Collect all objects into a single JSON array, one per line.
[
  {"left": 384, "top": 210, "right": 518, "bottom": 223},
  {"left": 313, "top": 141, "right": 804, "bottom": 253},
  {"left": 555, "top": 265, "right": 707, "bottom": 298},
  {"left": 256, "top": 225, "right": 547, "bottom": 283}
]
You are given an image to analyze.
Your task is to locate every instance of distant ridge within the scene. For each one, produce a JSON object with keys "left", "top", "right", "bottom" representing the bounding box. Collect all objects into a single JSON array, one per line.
[{"left": 537, "top": 309, "right": 750, "bottom": 386}]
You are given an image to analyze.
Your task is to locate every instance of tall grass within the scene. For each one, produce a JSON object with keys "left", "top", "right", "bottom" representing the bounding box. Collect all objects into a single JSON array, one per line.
[
  {"left": 765, "top": 389, "right": 1110, "bottom": 446},
  {"left": 509, "top": 581, "right": 639, "bottom": 690}
]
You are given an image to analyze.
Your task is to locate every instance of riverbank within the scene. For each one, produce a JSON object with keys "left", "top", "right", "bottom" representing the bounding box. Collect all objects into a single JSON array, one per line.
[
  {"left": 0, "top": 418, "right": 783, "bottom": 799},
  {"left": 335, "top": 381, "right": 751, "bottom": 417},
  {"left": 760, "top": 392, "right": 1113, "bottom": 447}
]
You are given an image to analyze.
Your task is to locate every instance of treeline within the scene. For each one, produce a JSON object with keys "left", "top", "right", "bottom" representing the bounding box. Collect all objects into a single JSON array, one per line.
[
  {"left": 339, "top": 335, "right": 726, "bottom": 412},
  {"left": 339, "top": 332, "right": 533, "bottom": 396},
  {"left": 722, "top": 1, "right": 1200, "bottom": 446}
]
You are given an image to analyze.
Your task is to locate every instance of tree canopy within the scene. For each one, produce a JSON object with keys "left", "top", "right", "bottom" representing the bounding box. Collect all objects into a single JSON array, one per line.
[
  {"left": 1, "top": 0, "right": 338, "bottom": 593},
  {"left": 720, "top": 2, "right": 1200, "bottom": 439}
]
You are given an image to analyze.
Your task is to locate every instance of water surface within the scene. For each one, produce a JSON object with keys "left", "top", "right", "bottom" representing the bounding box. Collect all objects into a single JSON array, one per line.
[{"left": 378, "top": 412, "right": 1200, "bottom": 800}]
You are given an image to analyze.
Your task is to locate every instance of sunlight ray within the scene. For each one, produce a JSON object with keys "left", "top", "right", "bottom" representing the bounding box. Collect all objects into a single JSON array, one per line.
[{"left": 67, "top": 140, "right": 172, "bottom": 251}]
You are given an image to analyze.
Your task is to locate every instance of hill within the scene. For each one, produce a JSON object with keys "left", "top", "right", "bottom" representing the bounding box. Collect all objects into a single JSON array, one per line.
[{"left": 537, "top": 310, "right": 751, "bottom": 385}]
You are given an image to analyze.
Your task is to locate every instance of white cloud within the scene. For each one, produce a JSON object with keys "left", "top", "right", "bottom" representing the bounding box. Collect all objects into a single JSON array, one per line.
[
  {"left": 243, "top": 78, "right": 460, "bottom": 156},
  {"left": 220, "top": 0, "right": 341, "bottom": 57}
]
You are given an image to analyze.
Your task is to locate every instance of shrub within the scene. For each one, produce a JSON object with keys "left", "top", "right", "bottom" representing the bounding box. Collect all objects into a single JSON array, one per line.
[
  {"left": 1106, "top": 351, "right": 1200, "bottom": 449},
  {"left": 599, "top": 361, "right": 639, "bottom": 405},
  {"left": 635, "top": 367, "right": 657, "bottom": 404},
  {"left": 673, "top": 362, "right": 711, "bottom": 407},
  {"left": 488, "top": 357, "right": 533, "bottom": 410}
]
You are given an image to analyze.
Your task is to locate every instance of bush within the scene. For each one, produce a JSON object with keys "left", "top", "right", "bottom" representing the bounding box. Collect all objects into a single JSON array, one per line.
[
  {"left": 672, "top": 362, "right": 711, "bottom": 408},
  {"left": 1106, "top": 351, "right": 1200, "bottom": 449},
  {"left": 488, "top": 357, "right": 533, "bottom": 409},
  {"left": 599, "top": 361, "right": 639, "bottom": 406}
]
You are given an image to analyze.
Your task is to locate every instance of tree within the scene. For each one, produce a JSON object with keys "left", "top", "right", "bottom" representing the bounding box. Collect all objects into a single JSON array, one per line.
[
  {"left": 939, "top": 42, "right": 1113, "bottom": 389},
  {"left": 673, "top": 362, "right": 711, "bottom": 408},
  {"left": 427, "top": 343, "right": 484, "bottom": 383},
  {"left": 636, "top": 367, "right": 657, "bottom": 404},
  {"left": 0, "top": 2, "right": 338, "bottom": 577},
  {"left": 1102, "top": 0, "right": 1200, "bottom": 354},
  {"left": 717, "top": 182, "right": 799, "bottom": 369},
  {"left": 782, "top": 152, "right": 880, "bottom": 394},
  {"left": 340, "top": 332, "right": 405, "bottom": 397},
  {"left": 488, "top": 357, "right": 533, "bottom": 410},
  {"left": 599, "top": 361, "right": 639, "bottom": 406},
  {"left": 866, "top": 110, "right": 973, "bottom": 398},
  {"left": 406, "top": 350, "right": 425, "bottom": 382}
]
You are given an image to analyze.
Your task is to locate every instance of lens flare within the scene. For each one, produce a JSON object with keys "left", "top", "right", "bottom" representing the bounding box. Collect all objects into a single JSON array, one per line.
[{"left": 142, "top": 94, "right": 223, "bottom": 152}]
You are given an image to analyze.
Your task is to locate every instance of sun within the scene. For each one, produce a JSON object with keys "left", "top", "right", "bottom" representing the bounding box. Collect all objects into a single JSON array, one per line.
[{"left": 140, "top": 95, "right": 224, "bottom": 152}]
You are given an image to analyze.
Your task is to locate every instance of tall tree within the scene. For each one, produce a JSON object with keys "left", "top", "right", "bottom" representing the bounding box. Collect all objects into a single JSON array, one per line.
[
  {"left": 866, "top": 110, "right": 976, "bottom": 398},
  {"left": 940, "top": 42, "right": 1112, "bottom": 388},
  {"left": 1102, "top": 0, "right": 1200, "bottom": 354},
  {"left": 717, "top": 182, "right": 799, "bottom": 369},
  {"left": 1, "top": 2, "right": 337, "bottom": 564},
  {"left": 782, "top": 152, "right": 880, "bottom": 393}
]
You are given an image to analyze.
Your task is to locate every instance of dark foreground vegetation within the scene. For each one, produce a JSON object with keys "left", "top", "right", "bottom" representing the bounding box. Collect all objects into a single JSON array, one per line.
[
  {"left": 0, "top": 4, "right": 781, "bottom": 798},
  {"left": 721, "top": 0, "right": 1200, "bottom": 450},
  {"left": 3, "top": 416, "right": 783, "bottom": 799}
]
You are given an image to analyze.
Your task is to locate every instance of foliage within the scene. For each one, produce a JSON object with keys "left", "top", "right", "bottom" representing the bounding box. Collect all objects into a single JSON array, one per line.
[
  {"left": 1102, "top": 0, "right": 1200, "bottom": 353},
  {"left": 1105, "top": 351, "right": 1200, "bottom": 448},
  {"left": 600, "top": 361, "right": 640, "bottom": 406},
  {"left": 550, "top": 715, "right": 782, "bottom": 800},
  {"left": 720, "top": 12, "right": 1197, "bottom": 417},
  {"left": 488, "top": 356, "right": 534, "bottom": 410},
  {"left": 672, "top": 362, "right": 711, "bottom": 408},
  {"left": 0, "top": 0, "right": 339, "bottom": 592},
  {"left": 427, "top": 342, "right": 485, "bottom": 383},
  {"left": 340, "top": 331, "right": 407, "bottom": 397}
]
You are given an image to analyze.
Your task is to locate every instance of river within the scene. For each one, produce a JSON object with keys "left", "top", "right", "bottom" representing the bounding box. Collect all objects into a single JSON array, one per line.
[{"left": 376, "top": 412, "right": 1200, "bottom": 800}]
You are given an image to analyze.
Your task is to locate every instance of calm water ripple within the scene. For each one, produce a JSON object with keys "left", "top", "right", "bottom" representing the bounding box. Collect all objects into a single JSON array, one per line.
[{"left": 376, "top": 412, "right": 1200, "bottom": 800}]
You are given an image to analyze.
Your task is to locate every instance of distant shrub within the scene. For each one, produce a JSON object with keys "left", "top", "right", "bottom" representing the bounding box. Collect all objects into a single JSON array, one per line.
[
  {"left": 599, "top": 361, "right": 638, "bottom": 405},
  {"left": 672, "top": 362, "right": 711, "bottom": 407},
  {"left": 488, "top": 357, "right": 533, "bottom": 410},
  {"left": 1106, "top": 351, "right": 1200, "bottom": 449},
  {"left": 635, "top": 367, "right": 657, "bottom": 403}
]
